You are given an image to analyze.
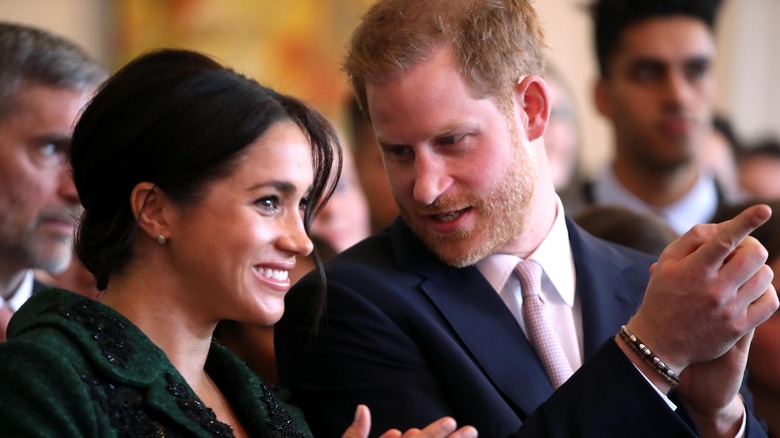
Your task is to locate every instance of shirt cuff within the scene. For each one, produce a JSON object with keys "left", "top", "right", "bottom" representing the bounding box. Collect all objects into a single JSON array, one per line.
[
  {"left": 631, "top": 363, "right": 747, "bottom": 437},
  {"left": 632, "top": 362, "right": 677, "bottom": 410}
]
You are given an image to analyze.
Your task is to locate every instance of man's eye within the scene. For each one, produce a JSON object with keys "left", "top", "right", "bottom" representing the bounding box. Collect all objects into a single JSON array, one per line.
[
  {"left": 685, "top": 60, "right": 710, "bottom": 82},
  {"left": 31, "top": 142, "right": 67, "bottom": 166},
  {"left": 439, "top": 135, "right": 465, "bottom": 146},
  {"left": 632, "top": 65, "right": 662, "bottom": 82},
  {"left": 382, "top": 145, "right": 413, "bottom": 160}
]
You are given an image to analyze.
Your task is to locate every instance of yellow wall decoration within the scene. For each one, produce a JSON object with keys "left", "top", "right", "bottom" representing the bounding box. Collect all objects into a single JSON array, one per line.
[{"left": 116, "top": 0, "right": 373, "bottom": 121}]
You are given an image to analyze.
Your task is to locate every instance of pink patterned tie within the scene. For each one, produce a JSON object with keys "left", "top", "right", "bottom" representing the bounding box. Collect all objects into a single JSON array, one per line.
[{"left": 515, "top": 259, "right": 573, "bottom": 388}]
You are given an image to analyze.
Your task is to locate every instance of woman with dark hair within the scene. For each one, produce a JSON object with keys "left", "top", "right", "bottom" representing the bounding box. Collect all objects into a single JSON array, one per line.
[{"left": 0, "top": 49, "right": 475, "bottom": 438}]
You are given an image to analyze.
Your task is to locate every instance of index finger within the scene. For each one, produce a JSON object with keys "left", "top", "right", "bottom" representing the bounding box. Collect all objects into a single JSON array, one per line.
[{"left": 695, "top": 204, "right": 771, "bottom": 267}]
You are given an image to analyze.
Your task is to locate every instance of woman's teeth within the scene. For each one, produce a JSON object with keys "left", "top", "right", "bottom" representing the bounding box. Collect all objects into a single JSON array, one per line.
[{"left": 255, "top": 267, "right": 289, "bottom": 281}]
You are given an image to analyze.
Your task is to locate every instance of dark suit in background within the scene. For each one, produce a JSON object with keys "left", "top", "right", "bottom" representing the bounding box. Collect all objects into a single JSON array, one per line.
[{"left": 32, "top": 278, "right": 49, "bottom": 295}]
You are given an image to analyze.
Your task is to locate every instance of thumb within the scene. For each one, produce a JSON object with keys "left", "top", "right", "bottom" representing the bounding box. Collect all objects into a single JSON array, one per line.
[{"left": 341, "top": 404, "right": 371, "bottom": 438}]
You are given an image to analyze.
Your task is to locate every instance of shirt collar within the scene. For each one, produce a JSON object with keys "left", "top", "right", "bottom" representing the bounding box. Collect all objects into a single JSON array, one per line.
[
  {"left": 1, "top": 270, "right": 34, "bottom": 312},
  {"left": 593, "top": 167, "right": 718, "bottom": 235},
  {"left": 476, "top": 197, "right": 576, "bottom": 307}
]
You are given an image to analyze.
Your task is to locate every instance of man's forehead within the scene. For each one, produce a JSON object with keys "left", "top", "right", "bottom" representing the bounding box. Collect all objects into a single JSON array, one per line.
[
  {"left": 608, "top": 17, "right": 715, "bottom": 69},
  {"left": 617, "top": 17, "right": 714, "bottom": 53}
]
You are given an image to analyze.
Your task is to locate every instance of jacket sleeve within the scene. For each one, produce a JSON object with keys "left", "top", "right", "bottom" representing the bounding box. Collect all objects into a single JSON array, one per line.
[{"left": 518, "top": 340, "right": 768, "bottom": 437}]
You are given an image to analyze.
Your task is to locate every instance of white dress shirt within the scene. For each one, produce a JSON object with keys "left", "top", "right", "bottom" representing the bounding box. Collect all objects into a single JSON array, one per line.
[
  {"left": 1, "top": 270, "right": 34, "bottom": 312},
  {"left": 476, "top": 197, "right": 582, "bottom": 372},
  {"left": 591, "top": 167, "right": 719, "bottom": 235}
]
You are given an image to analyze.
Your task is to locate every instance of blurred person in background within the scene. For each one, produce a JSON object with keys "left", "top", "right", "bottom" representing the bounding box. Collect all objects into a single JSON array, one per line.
[
  {"left": 738, "top": 137, "right": 780, "bottom": 200},
  {"left": 543, "top": 63, "right": 588, "bottom": 215},
  {"left": 345, "top": 95, "right": 400, "bottom": 232},
  {"left": 0, "top": 22, "right": 106, "bottom": 341},
  {"left": 575, "top": 0, "right": 733, "bottom": 235},
  {"left": 574, "top": 205, "right": 678, "bottom": 257},
  {"left": 543, "top": 64, "right": 582, "bottom": 191},
  {"left": 698, "top": 113, "right": 743, "bottom": 201},
  {"left": 35, "top": 258, "right": 99, "bottom": 300},
  {"left": 311, "top": 136, "right": 371, "bottom": 252}
]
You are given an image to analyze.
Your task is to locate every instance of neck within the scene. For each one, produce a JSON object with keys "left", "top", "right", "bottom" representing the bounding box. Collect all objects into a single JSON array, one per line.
[
  {"left": 98, "top": 267, "right": 214, "bottom": 385},
  {"left": 611, "top": 156, "right": 699, "bottom": 208},
  {"left": 499, "top": 178, "right": 558, "bottom": 259}
]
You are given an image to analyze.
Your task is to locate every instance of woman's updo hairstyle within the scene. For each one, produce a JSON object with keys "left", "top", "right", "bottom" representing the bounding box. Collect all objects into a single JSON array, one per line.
[{"left": 70, "top": 48, "right": 340, "bottom": 291}]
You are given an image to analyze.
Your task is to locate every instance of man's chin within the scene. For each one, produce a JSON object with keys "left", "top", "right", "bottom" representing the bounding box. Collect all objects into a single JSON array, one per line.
[
  {"left": 35, "top": 249, "right": 74, "bottom": 275},
  {"left": 423, "top": 234, "right": 494, "bottom": 268}
]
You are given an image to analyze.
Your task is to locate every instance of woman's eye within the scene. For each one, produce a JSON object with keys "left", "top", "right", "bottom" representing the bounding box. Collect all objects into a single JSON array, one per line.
[
  {"left": 255, "top": 196, "right": 280, "bottom": 214},
  {"left": 299, "top": 196, "right": 310, "bottom": 212}
]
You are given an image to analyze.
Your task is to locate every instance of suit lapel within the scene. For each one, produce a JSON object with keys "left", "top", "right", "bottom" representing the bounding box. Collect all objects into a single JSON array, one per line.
[
  {"left": 389, "top": 218, "right": 653, "bottom": 418},
  {"left": 390, "top": 220, "right": 554, "bottom": 417},
  {"left": 566, "top": 219, "right": 651, "bottom": 358}
]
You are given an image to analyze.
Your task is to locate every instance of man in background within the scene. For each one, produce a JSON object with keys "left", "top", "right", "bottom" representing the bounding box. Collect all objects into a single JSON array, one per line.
[
  {"left": 344, "top": 95, "right": 399, "bottom": 232},
  {"left": 577, "top": 0, "right": 731, "bottom": 234},
  {"left": 738, "top": 137, "right": 780, "bottom": 200},
  {"left": 0, "top": 22, "right": 106, "bottom": 340}
]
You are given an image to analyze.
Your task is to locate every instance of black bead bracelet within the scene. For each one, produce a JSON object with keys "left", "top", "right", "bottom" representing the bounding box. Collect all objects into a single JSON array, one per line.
[{"left": 618, "top": 325, "right": 680, "bottom": 386}]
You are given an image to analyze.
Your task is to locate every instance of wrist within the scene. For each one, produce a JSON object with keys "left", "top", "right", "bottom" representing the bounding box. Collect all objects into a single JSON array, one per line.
[
  {"left": 614, "top": 322, "right": 688, "bottom": 395},
  {"left": 617, "top": 325, "right": 680, "bottom": 386},
  {"left": 614, "top": 334, "right": 674, "bottom": 394},
  {"left": 624, "top": 317, "right": 688, "bottom": 374},
  {"left": 685, "top": 395, "right": 744, "bottom": 438}
]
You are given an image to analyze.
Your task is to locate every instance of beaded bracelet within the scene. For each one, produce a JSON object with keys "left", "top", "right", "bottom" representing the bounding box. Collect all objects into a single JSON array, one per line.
[{"left": 618, "top": 325, "right": 680, "bottom": 386}]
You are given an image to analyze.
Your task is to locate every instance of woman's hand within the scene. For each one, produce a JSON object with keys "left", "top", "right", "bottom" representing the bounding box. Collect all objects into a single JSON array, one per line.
[{"left": 342, "top": 404, "right": 478, "bottom": 438}]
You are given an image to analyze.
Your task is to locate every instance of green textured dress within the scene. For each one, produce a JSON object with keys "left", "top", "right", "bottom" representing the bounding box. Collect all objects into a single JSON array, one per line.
[{"left": 0, "top": 288, "right": 313, "bottom": 438}]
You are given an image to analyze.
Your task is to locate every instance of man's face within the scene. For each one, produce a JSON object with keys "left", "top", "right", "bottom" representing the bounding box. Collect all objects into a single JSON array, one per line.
[
  {"left": 597, "top": 16, "right": 716, "bottom": 172},
  {"left": 739, "top": 156, "right": 780, "bottom": 199},
  {"left": 365, "top": 47, "right": 537, "bottom": 267},
  {"left": 0, "top": 84, "right": 89, "bottom": 275}
]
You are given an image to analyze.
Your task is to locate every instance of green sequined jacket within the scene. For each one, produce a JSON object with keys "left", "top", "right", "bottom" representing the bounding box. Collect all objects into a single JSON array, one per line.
[{"left": 0, "top": 288, "right": 313, "bottom": 438}]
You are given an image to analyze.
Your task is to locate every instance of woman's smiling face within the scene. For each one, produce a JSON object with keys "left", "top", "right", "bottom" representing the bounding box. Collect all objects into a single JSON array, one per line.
[{"left": 166, "top": 121, "right": 315, "bottom": 325}]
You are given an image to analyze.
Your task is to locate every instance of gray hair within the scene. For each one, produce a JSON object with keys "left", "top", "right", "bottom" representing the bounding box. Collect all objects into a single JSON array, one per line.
[{"left": 0, "top": 22, "right": 107, "bottom": 120}]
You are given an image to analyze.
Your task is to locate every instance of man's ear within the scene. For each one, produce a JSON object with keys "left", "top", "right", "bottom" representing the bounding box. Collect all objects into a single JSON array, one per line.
[
  {"left": 130, "top": 181, "right": 172, "bottom": 242},
  {"left": 513, "top": 75, "right": 550, "bottom": 142},
  {"left": 594, "top": 77, "right": 612, "bottom": 118}
]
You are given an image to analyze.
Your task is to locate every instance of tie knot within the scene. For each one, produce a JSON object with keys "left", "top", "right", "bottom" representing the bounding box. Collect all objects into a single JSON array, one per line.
[{"left": 515, "top": 259, "right": 543, "bottom": 299}]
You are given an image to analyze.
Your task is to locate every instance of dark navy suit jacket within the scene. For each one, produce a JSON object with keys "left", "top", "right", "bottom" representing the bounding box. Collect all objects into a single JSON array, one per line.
[
  {"left": 276, "top": 217, "right": 765, "bottom": 437},
  {"left": 32, "top": 279, "right": 49, "bottom": 295}
]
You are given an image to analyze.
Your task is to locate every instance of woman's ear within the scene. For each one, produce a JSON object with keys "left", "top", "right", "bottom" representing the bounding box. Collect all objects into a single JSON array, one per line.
[
  {"left": 513, "top": 75, "right": 550, "bottom": 142},
  {"left": 130, "top": 182, "right": 172, "bottom": 242}
]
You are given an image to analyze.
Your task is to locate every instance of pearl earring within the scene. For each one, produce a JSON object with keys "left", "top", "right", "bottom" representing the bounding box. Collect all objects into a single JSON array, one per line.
[{"left": 156, "top": 235, "right": 166, "bottom": 245}]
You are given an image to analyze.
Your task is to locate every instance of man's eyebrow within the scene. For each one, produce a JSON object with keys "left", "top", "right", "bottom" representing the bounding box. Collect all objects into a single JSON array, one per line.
[{"left": 376, "top": 121, "right": 472, "bottom": 146}]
